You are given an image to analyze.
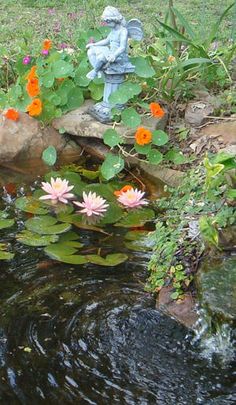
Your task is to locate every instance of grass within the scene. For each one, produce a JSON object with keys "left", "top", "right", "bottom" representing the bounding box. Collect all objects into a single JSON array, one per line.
[{"left": 0, "top": 0, "right": 235, "bottom": 59}]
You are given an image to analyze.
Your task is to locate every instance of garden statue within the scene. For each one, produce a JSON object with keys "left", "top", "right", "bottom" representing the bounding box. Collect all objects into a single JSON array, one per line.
[{"left": 86, "top": 6, "right": 143, "bottom": 123}]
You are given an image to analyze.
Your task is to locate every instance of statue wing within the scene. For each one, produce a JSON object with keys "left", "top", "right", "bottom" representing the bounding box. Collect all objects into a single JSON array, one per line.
[{"left": 127, "top": 19, "right": 143, "bottom": 41}]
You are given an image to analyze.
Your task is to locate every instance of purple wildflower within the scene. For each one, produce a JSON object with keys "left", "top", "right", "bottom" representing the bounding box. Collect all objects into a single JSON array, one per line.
[
  {"left": 41, "top": 49, "right": 49, "bottom": 56},
  {"left": 23, "top": 55, "right": 31, "bottom": 65}
]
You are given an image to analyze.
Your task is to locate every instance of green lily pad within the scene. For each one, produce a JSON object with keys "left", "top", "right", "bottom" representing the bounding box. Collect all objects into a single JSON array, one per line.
[
  {"left": 58, "top": 231, "right": 83, "bottom": 248},
  {"left": 0, "top": 251, "right": 14, "bottom": 260},
  {"left": 99, "top": 202, "right": 124, "bottom": 225},
  {"left": 124, "top": 230, "right": 155, "bottom": 251},
  {"left": 16, "top": 230, "right": 59, "bottom": 246},
  {"left": 25, "top": 215, "right": 71, "bottom": 235},
  {"left": 87, "top": 253, "right": 128, "bottom": 266},
  {"left": 115, "top": 208, "right": 155, "bottom": 228},
  {"left": 0, "top": 218, "right": 15, "bottom": 230},
  {"left": 15, "top": 196, "right": 48, "bottom": 215},
  {"left": 44, "top": 243, "right": 87, "bottom": 264}
]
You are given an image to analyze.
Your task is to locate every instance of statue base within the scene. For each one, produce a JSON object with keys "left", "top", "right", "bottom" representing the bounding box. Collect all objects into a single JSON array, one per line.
[
  {"left": 88, "top": 101, "right": 124, "bottom": 124},
  {"left": 87, "top": 72, "right": 127, "bottom": 123}
]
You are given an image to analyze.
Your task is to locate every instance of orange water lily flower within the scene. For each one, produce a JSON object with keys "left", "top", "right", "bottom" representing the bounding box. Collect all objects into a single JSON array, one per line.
[
  {"left": 26, "top": 78, "right": 40, "bottom": 97},
  {"left": 150, "top": 103, "right": 165, "bottom": 118},
  {"left": 114, "top": 185, "right": 133, "bottom": 197},
  {"left": 4, "top": 108, "right": 19, "bottom": 121},
  {"left": 26, "top": 98, "right": 42, "bottom": 117},
  {"left": 26, "top": 66, "right": 37, "bottom": 81},
  {"left": 135, "top": 127, "right": 152, "bottom": 146},
  {"left": 43, "top": 39, "right": 52, "bottom": 51}
]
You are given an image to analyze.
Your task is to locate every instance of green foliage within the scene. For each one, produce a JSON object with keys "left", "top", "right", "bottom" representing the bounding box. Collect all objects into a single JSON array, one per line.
[
  {"left": 147, "top": 152, "right": 236, "bottom": 298},
  {"left": 42, "top": 145, "right": 57, "bottom": 166}
]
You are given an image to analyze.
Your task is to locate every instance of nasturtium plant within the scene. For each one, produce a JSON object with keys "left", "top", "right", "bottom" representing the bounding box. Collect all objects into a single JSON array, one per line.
[
  {"left": 103, "top": 128, "right": 123, "bottom": 148},
  {"left": 101, "top": 153, "right": 125, "bottom": 180},
  {"left": 42, "top": 145, "right": 57, "bottom": 166}
]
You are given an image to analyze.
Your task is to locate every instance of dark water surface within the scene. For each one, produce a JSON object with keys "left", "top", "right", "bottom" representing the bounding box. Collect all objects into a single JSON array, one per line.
[
  {"left": 0, "top": 168, "right": 235, "bottom": 404},
  {"left": 0, "top": 241, "right": 235, "bottom": 404}
]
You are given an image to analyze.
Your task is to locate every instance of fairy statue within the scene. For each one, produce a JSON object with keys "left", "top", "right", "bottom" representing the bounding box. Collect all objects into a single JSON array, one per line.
[{"left": 86, "top": 6, "right": 143, "bottom": 123}]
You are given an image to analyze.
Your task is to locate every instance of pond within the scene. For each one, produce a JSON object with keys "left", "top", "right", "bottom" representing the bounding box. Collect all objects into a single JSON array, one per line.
[{"left": 0, "top": 164, "right": 235, "bottom": 404}]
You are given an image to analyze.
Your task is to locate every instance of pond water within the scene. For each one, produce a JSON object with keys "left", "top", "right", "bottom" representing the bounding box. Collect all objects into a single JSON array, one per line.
[{"left": 0, "top": 166, "right": 235, "bottom": 404}]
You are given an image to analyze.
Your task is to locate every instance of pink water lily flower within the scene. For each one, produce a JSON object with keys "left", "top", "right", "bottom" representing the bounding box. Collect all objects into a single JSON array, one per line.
[
  {"left": 117, "top": 188, "right": 148, "bottom": 208},
  {"left": 74, "top": 191, "right": 109, "bottom": 217},
  {"left": 39, "top": 177, "right": 74, "bottom": 204}
]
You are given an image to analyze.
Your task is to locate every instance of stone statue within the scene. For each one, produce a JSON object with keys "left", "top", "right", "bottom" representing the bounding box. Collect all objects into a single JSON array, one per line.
[{"left": 86, "top": 6, "right": 143, "bottom": 123}]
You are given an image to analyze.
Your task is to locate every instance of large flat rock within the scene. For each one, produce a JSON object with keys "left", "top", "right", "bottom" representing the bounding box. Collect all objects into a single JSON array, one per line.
[{"left": 52, "top": 100, "right": 168, "bottom": 145}]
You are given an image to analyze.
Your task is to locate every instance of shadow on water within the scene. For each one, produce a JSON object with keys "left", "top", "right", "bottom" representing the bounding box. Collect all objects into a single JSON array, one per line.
[{"left": 0, "top": 164, "right": 235, "bottom": 404}]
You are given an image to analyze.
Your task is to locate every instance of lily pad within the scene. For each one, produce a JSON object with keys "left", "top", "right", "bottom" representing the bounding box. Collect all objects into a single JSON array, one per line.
[
  {"left": 15, "top": 196, "right": 48, "bottom": 215},
  {"left": 16, "top": 230, "right": 59, "bottom": 246},
  {"left": 44, "top": 243, "right": 87, "bottom": 264},
  {"left": 0, "top": 218, "right": 15, "bottom": 230},
  {"left": 87, "top": 253, "right": 128, "bottom": 266},
  {"left": 124, "top": 230, "right": 155, "bottom": 251},
  {"left": 115, "top": 208, "right": 155, "bottom": 228},
  {"left": 0, "top": 243, "right": 14, "bottom": 260},
  {"left": 99, "top": 202, "right": 124, "bottom": 225},
  {"left": 58, "top": 231, "right": 83, "bottom": 248},
  {"left": 0, "top": 251, "right": 14, "bottom": 260},
  {"left": 25, "top": 215, "right": 71, "bottom": 235}
]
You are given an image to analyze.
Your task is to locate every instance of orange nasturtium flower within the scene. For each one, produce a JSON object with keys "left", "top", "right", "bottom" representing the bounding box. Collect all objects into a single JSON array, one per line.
[
  {"left": 114, "top": 185, "right": 133, "bottom": 197},
  {"left": 4, "top": 108, "right": 19, "bottom": 121},
  {"left": 26, "top": 98, "right": 42, "bottom": 117},
  {"left": 26, "top": 78, "right": 40, "bottom": 97},
  {"left": 135, "top": 127, "right": 152, "bottom": 146},
  {"left": 149, "top": 103, "right": 165, "bottom": 119},
  {"left": 26, "top": 66, "right": 37, "bottom": 81},
  {"left": 43, "top": 39, "right": 52, "bottom": 51},
  {"left": 168, "top": 55, "right": 176, "bottom": 63}
]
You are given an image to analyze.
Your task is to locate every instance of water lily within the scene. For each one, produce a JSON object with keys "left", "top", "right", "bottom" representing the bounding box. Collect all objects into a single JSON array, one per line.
[
  {"left": 39, "top": 177, "right": 74, "bottom": 204},
  {"left": 74, "top": 192, "right": 109, "bottom": 217},
  {"left": 117, "top": 188, "right": 148, "bottom": 208}
]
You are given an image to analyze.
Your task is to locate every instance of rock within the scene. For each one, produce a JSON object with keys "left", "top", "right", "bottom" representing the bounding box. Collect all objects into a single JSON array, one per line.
[
  {"left": 52, "top": 100, "right": 168, "bottom": 145},
  {"left": 190, "top": 119, "right": 236, "bottom": 155},
  {"left": 74, "top": 137, "right": 184, "bottom": 188},
  {"left": 157, "top": 286, "right": 198, "bottom": 329},
  {"left": 0, "top": 112, "right": 66, "bottom": 162},
  {"left": 197, "top": 256, "right": 236, "bottom": 322},
  {"left": 185, "top": 101, "right": 214, "bottom": 127}
]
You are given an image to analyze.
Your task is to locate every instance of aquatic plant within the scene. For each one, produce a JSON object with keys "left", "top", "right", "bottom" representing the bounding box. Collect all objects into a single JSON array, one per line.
[
  {"left": 73, "top": 191, "right": 109, "bottom": 217},
  {"left": 39, "top": 177, "right": 74, "bottom": 204},
  {"left": 116, "top": 188, "right": 148, "bottom": 209}
]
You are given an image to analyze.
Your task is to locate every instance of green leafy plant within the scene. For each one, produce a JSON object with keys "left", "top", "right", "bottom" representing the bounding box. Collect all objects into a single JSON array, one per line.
[{"left": 147, "top": 152, "right": 236, "bottom": 299}]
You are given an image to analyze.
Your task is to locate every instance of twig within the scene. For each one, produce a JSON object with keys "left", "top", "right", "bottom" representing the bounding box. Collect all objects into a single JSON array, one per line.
[
  {"left": 206, "top": 116, "right": 236, "bottom": 120},
  {"left": 124, "top": 167, "right": 146, "bottom": 190}
]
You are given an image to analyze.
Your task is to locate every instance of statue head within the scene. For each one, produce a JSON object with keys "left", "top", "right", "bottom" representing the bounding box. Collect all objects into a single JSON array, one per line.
[{"left": 101, "top": 6, "right": 126, "bottom": 26}]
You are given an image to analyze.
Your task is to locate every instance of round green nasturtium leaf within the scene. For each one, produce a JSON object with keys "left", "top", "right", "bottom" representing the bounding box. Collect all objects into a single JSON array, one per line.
[
  {"left": 89, "top": 82, "right": 104, "bottom": 101},
  {"left": 87, "top": 253, "right": 128, "bottom": 266},
  {"left": 25, "top": 215, "right": 71, "bottom": 235},
  {"left": 227, "top": 189, "right": 236, "bottom": 199},
  {"left": 115, "top": 208, "right": 155, "bottom": 228},
  {"left": 16, "top": 230, "right": 59, "bottom": 247},
  {"left": 121, "top": 107, "right": 141, "bottom": 128},
  {"left": 103, "top": 128, "right": 123, "bottom": 147},
  {"left": 42, "top": 146, "right": 57, "bottom": 166},
  {"left": 44, "top": 243, "right": 87, "bottom": 264},
  {"left": 0, "top": 218, "right": 14, "bottom": 230},
  {"left": 165, "top": 149, "right": 188, "bottom": 164},
  {"left": 42, "top": 72, "right": 55, "bottom": 88},
  {"left": 67, "top": 87, "right": 84, "bottom": 109},
  {"left": 52, "top": 60, "right": 74, "bottom": 78},
  {"left": 15, "top": 196, "right": 48, "bottom": 215},
  {"left": 100, "top": 153, "right": 125, "bottom": 180},
  {"left": 148, "top": 149, "right": 163, "bottom": 165},
  {"left": 109, "top": 82, "right": 141, "bottom": 105},
  {"left": 130, "top": 56, "right": 155, "bottom": 78},
  {"left": 134, "top": 142, "right": 152, "bottom": 155},
  {"left": 152, "top": 130, "right": 169, "bottom": 146}
]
